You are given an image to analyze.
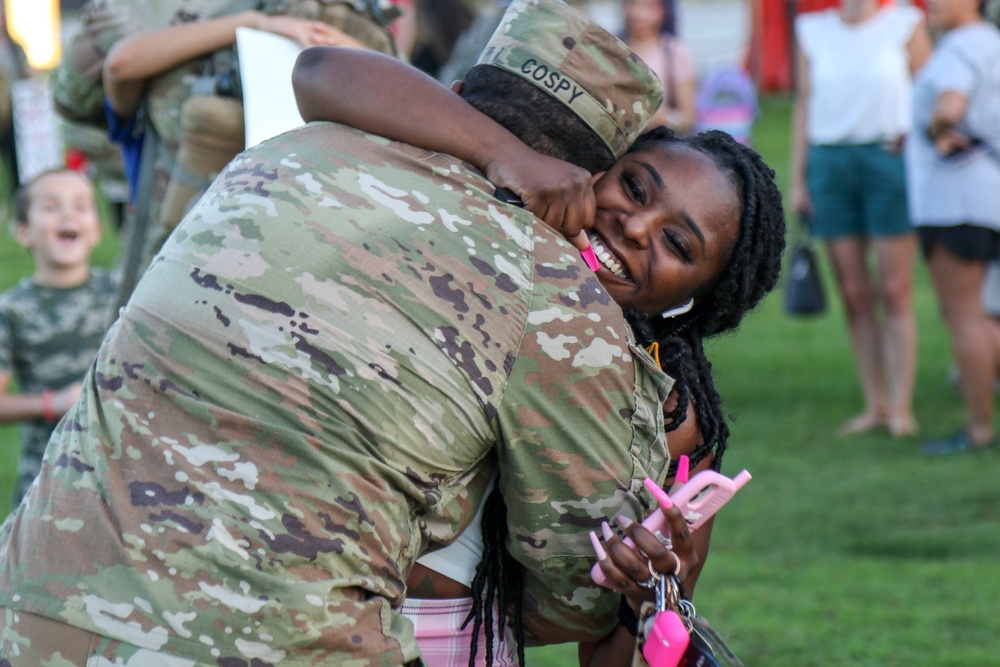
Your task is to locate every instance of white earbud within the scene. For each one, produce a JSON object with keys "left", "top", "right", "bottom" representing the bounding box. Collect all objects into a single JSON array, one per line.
[{"left": 661, "top": 299, "right": 694, "bottom": 319}]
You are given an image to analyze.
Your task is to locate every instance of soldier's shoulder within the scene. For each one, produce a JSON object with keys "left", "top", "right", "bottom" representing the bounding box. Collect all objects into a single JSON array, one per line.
[{"left": 241, "top": 122, "right": 473, "bottom": 187}]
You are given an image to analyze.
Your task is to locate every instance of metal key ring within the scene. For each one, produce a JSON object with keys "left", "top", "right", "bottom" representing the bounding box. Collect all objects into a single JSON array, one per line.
[
  {"left": 638, "top": 559, "right": 661, "bottom": 588},
  {"left": 669, "top": 550, "right": 682, "bottom": 577}
]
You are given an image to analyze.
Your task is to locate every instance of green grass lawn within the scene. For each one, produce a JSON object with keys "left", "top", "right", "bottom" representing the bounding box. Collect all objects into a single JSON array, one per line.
[{"left": 1, "top": 98, "right": 998, "bottom": 666}]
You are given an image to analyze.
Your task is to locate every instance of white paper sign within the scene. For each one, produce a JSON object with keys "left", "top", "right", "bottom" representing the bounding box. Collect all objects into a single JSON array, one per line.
[
  {"left": 12, "top": 78, "right": 65, "bottom": 182},
  {"left": 236, "top": 27, "right": 307, "bottom": 148}
]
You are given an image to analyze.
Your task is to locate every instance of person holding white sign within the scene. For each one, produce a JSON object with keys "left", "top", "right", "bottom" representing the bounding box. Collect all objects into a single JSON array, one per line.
[{"left": 102, "top": 7, "right": 385, "bottom": 318}]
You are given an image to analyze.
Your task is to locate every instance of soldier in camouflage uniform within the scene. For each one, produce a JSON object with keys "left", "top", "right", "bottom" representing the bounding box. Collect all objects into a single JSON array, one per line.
[
  {"left": 0, "top": 169, "right": 116, "bottom": 509},
  {"left": 53, "top": 0, "right": 403, "bottom": 325},
  {"left": 101, "top": 5, "right": 389, "bottom": 301},
  {"left": 0, "top": 1, "right": 692, "bottom": 665}
]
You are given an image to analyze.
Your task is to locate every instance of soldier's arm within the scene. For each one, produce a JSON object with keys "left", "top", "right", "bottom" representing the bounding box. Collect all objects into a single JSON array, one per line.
[
  {"left": 103, "top": 11, "right": 361, "bottom": 120},
  {"left": 577, "top": 398, "right": 716, "bottom": 666},
  {"left": 517, "top": 398, "right": 717, "bottom": 651},
  {"left": 291, "top": 46, "right": 595, "bottom": 250},
  {"left": 492, "top": 268, "right": 676, "bottom": 642}
]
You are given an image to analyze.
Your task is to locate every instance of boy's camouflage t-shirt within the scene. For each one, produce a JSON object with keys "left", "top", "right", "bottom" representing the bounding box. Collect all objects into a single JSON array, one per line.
[
  {"left": 0, "top": 270, "right": 116, "bottom": 504},
  {"left": 0, "top": 123, "right": 672, "bottom": 665}
]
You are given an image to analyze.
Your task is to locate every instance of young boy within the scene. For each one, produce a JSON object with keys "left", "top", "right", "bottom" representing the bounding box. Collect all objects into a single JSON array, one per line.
[{"left": 0, "top": 168, "right": 116, "bottom": 508}]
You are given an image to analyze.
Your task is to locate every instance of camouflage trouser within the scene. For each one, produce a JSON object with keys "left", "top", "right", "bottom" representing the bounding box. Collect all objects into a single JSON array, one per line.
[{"left": 0, "top": 608, "right": 211, "bottom": 666}]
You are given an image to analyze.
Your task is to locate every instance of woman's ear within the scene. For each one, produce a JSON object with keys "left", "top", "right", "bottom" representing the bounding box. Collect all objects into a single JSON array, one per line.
[{"left": 450, "top": 80, "right": 464, "bottom": 95}]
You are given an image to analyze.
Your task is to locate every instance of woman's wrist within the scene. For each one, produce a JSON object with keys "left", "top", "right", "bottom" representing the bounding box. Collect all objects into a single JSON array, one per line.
[
  {"left": 244, "top": 10, "right": 265, "bottom": 31},
  {"left": 926, "top": 120, "right": 954, "bottom": 142},
  {"left": 617, "top": 595, "right": 640, "bottom": 636},
  {"left": 471, "top": 129, "right": 534, "bottom": 184},
  {"left": 40, "top": 389, "right": 57, "bottom": 423}
]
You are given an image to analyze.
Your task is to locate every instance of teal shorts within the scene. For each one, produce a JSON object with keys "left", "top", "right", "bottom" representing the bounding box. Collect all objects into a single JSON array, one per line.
[{"left": 807, "top": 143, "right": 912, "bottom": 240}]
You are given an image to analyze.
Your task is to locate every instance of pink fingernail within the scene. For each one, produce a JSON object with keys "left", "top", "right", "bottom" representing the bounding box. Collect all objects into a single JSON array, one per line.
[
  {"left": 589, "top": 530, "right": 607, "bottom": 560},
  {"left": 643, "top": 477, "right": 673, "bottom": 509},
  {"left": 581, "top": 245, "right": 599, "bottom": 272},
  {"left": 617, "top": 514, "right": 634, "bottom": 529},
  {"left": 601, "top": 521, "right": 615, "bottom": 542},
  {"left": 677, "top": 456, "right": 690, "bottom": 485}
]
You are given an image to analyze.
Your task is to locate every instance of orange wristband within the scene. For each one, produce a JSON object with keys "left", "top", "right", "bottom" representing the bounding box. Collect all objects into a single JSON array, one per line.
[{"left": 40, "top": 389, "right": 57, "bottom": 423}]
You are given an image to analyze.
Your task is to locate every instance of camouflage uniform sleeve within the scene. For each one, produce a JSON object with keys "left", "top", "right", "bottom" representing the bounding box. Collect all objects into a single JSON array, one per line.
[{"left": 493, "top": 236, "right": 673, "bottom": 643}]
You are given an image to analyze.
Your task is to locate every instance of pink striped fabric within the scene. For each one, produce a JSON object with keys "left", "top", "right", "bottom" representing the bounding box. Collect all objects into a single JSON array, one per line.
[{"left": 402, "top": 597, "right": 518, "bottom": 667}]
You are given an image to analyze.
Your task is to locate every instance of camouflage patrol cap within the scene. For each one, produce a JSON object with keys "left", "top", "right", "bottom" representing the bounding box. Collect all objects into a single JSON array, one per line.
[{"left": 476, "top": 0, "right": 664, "bottom": 158}]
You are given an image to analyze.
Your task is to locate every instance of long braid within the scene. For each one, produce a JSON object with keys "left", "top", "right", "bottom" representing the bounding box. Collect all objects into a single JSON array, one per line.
[
  {"left": 467, "top": 485, "right": 524, "bottom": 667},
  {"left": 669, "top": 338, "right": 728, "bottom": 470},
  {"left": 630, "top": 319, "right": 731, "bottom": 473},
  {"left": 468, "top": 128, "right": 785, "bottom": 665}
]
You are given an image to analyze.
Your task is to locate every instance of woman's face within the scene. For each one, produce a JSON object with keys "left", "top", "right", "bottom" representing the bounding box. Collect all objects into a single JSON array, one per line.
[
  {"left": 588, "top": 143, "right": 741, "bottom": 315},
  {"left": 624, "top": 0, "right": 666, "bottom": 38},
  {"left": 926, "top": 0, "right": 977, "bottom": 30}
]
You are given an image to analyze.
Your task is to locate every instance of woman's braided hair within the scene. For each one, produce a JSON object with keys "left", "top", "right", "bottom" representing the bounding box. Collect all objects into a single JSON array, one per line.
[
  {"left": 466, "top": 127, "right": 786, "bottom": 666},
  {"left": 625, "top": 126, "right": 786, "bottom": 471}
]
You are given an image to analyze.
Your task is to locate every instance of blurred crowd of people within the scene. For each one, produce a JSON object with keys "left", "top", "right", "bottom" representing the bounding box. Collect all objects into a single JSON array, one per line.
[{"left": 791, "top": 0, "right": 1000, "bottom": 453}]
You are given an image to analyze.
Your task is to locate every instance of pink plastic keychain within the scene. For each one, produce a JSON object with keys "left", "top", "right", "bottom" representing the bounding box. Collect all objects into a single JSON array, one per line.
[{"left": 641, "top": 574, "right": 690, "bottom": 667}]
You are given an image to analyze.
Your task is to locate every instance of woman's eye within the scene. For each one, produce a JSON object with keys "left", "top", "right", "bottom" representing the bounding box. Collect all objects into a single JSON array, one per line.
[
  {"left": 624, "top": 172, "right": 645, "bottom": 205},
  {"left": 666, "top": 231, "right": 692, "bottom": 262}
]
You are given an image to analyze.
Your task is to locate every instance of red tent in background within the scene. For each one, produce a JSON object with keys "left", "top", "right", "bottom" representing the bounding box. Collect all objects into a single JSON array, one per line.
[{"left": 753, "top": 0, "right": 927, "bottom": 92}]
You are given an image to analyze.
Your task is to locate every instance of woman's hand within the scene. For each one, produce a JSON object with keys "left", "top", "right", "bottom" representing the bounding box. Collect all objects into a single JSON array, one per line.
[
  {"left": 932, "top": 127, "right": 974, "bottom": 157},
  {"left": 479, "top": 145, "right": 597, "bottom": 252},
  {"left": 591, "top": 504, "right": 697, "bottom": 613},
  {"left": 789, "top": 180, "right": 813, "bottom": 219},
  {"left": 52, "top": 382, "right": 83, "bottom": 418}
]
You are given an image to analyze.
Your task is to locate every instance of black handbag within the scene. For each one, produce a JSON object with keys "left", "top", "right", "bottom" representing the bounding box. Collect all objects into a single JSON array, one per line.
[
  {"left": 683, "top": 615, "right": 746, "bottom": 667},
  {"left": 784, "top": 214, "right": 826, "bottom": 316}
]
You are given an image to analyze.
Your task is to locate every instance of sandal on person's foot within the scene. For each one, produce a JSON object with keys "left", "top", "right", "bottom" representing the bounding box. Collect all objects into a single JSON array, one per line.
[
  {"left": 838, "top": 413, "right": 888, "bottom": 437},
  {"left": 922, "top": 429, "right": 997, "bottom": 455}
]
